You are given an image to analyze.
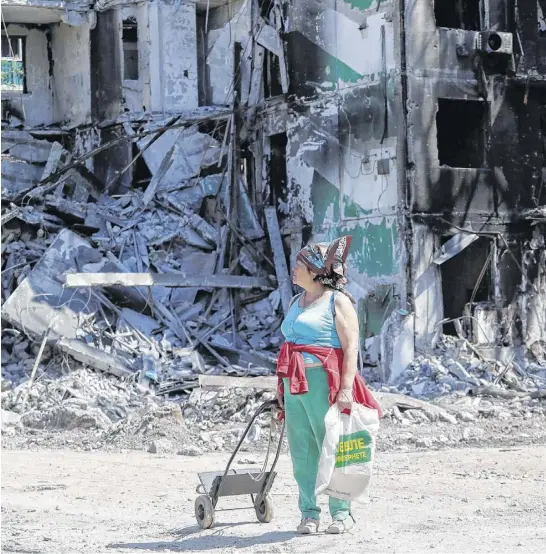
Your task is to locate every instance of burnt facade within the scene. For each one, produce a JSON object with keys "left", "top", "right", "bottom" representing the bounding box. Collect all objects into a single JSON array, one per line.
[{"left": 405, "top": 0, "right": 546, "bottom": 361}]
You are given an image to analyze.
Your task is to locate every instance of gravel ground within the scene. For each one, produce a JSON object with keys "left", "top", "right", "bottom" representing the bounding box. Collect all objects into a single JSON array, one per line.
[{"left": 2, "top": 445, "right": 546, "bottom": 554}]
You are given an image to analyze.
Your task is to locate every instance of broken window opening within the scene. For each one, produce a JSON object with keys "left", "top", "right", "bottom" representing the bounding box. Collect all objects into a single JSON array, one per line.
[
  {"left": 122, "top": 19, "right": 138, "bottom": 81},
  {"left": 434, "top": 0, "right": 481, "bottom": 31},
  {"left": 131, "top": 142, "right": 152, "bottom": 189},
  {"left": 264, "top": 51, "right": 283, "bottom": 98},
  {"left": 436, "top": 98, "right": 487, "bottom": 168},
  {"left": 1, "top": 35, "right": 26, "bottom": 92},
  {"left": 440, "top": 236, "right": 492, "bottom": 336},
  {"left": 198, "top": 118, "right": 228, "bottom": 143},
  {"left": 268, "top": 132, "right": 287, "bottom": 209}
]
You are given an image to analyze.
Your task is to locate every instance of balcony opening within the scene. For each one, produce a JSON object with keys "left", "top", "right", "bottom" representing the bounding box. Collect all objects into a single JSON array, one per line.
[
  {"left": 434, "top": 0, "right": 481, "bottom": 31},
  {"left": 1, "top": 35, "right": 26, "bottom": 92},
  {"left": 436, "top": 98, "right": 487, "bottom": 168},
  {"left": 122, "top": 19, "right": 138, "bottom": 81}
]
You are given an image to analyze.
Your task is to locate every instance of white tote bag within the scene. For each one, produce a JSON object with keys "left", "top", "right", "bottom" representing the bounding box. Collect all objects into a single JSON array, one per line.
[{"left": 315, "top": 403, "right": 380, "bottom": 503}]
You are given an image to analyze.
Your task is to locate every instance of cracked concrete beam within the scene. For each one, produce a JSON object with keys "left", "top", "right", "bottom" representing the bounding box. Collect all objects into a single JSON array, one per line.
[{"left": 65, "top": 272, "right": 275, "bottom": 290}]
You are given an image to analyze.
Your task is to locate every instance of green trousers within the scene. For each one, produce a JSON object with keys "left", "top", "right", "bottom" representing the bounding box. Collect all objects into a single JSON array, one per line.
[{"left": 283, "top": 367, "right": 351, "bottom": 522}]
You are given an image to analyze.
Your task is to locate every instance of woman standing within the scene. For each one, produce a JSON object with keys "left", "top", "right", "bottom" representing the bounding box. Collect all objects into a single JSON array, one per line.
[{"left": 276, "top": 236, "right": 382, "bottom": 535}]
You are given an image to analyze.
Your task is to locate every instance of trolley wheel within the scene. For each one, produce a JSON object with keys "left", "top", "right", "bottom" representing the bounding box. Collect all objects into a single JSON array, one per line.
[
  {"left": 195, "top": 495, "right": 215, "bottom": 529},
  {"left": 255, "top": 494, "right": 274, "bottom": 523}
]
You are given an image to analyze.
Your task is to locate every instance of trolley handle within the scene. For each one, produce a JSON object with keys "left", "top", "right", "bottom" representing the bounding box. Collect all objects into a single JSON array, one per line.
[
  {"left": 212, "top": 399, "right": 281, "bottom": 503},
  {"left": 261, "top": 399, "right": 280, "bottom": 411}
]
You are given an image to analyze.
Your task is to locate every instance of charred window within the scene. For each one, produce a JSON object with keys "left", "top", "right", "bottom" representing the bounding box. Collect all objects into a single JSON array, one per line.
[
  {"left": 436, "top": 98, "right": 487, "bottom": 168},
  {"left": 269, "top": 133, "right": 287, "bottom": 207},
  {"left": 122, "top": 19, "right": 138, "bottom": 80},
  {"left": 435, "top": 0, "right": 481, "bottom": 31},
  {"left": 440, "top": 236, "right": 492, "bottom": 336},
  {"left": 264, "top": 51, "right": 283, "bottom": 98}
]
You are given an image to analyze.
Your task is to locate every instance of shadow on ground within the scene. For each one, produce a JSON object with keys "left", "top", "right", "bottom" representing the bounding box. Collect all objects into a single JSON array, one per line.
[{"left": 108, "top": 523, "right": 300, "bottom": 551}]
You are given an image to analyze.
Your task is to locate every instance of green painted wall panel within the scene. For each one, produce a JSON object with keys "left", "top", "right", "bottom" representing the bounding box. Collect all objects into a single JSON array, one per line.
[
  {"left": 309, "top": 172, "right": 399, "bottom": 278},
  {"left": 343, "top": 0, "right": 381, "bottom": 11},
  {"left": 325, "top": 52, "right": 363, "bottom": 85}
]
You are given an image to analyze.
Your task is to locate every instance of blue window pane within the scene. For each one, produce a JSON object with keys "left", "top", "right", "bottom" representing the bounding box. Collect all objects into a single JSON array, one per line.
[{"left": 1, "top": 59, "right": 24, "bottom": 89}]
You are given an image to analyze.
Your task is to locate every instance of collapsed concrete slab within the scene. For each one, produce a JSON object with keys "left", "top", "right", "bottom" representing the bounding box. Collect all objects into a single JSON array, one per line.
[
  {"left": 2, "top": 229, "right": 103, "bottom": 340},
  {"left": 8, "top": 140, "right": 53, "bottom": 164},
  {"left": 1, "top": 158, "right": 43, "bottom": 200},
  {"left": 1, "top": 229, "right": 133, "bottom": 378},
  {"left": 57, "top": 338, "right": 133, "bottom": 378},
  {"left": 136, "top": 124, "right": 223, "bottom": 191}
]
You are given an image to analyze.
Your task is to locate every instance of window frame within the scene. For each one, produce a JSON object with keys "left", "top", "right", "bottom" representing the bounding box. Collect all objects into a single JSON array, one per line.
[{"left": 1, "top": 34, "right": 27, "bottom": 93}]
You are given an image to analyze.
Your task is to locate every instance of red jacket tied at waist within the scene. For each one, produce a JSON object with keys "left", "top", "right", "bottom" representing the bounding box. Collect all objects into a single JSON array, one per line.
[{"left": 277, "top": 342, "right": 382, "bottom": 418}]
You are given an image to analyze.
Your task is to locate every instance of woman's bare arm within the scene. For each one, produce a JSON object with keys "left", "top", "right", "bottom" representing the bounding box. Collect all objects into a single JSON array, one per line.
[{"left": 334, "top": 293, "right": 360, "bottom": 392}]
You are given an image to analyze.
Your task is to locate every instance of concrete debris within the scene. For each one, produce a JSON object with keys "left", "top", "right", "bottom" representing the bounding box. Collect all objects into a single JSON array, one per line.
[
  {"left": 220, "top": 178, "right": 265, "bottom": 241},
  {"left": 2, "top": 0, "right": 545, "bottom": 457},
  {"left": 376, "top": 335, "right": 546, "bottom": 404},
  {"left": 135, "top": 123, "right": 223, "bottom": 191},
  {"left": 2, "top": 366, "right": 158, "bottom": 421},
  {"left": 177, "top": 445, "right": 203, "bottom": 457},
  {"left": 2, "top": 229, "right": 104, "bottom": 342},
  {"left": 1, "top": 112, "right": 293, "bottom": 445},
  {"left": 1, "top": 409, "right": 21, "bottom": 432},
  {"left": 1, "top": 157, "right": 43, "bottom": 200},
  {"left": 21, "top": 405, "right": 113, "bottom": 431},
  {"left": 264, "top": 207, "right": 292, "bottom": 316},
  {"left": 182, "top": 387, "right": 277, "bottom": 428},
  {"left": 380, "top": 309, "right": 415, "bottom": 383},
  {"left": 148, "top": 439, "right": 174, "bottom": 454},
  {"left": 102, "top": 403, "right": 191, "bottom": 453}
]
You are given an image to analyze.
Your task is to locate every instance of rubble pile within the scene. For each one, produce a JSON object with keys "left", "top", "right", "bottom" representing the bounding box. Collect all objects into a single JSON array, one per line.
[
  {"left": 182, "top": 387, "right": 276, "bottom": 426},
  {"left": 102, "top": 402, "right": 195, "bottom": 454},
  {"left": 362, "top": 335, "right": 546, "bottom": 450},
  {"left": 392, "top": 335, "right": 546, "bottom": 399},
  {"left": 2, "top": 121, "right": 544, "bottom": 453},
  {"left": 2, "top": 366, "right": 159, "bottom": 431},
  {"left": 1, "top": 115, "right": 290, "bottom": 436}
]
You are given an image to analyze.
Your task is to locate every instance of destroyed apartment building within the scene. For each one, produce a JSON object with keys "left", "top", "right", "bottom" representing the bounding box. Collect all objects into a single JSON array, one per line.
[{"left": 1, "top": 0, "right": 546, "bottom": 408}]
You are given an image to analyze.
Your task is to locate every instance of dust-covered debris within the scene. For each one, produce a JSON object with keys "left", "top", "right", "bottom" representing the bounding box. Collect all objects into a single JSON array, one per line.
[
  {"left": 1, "top": 108, "right": 292, "bottom": 450},
  {"left": 2, "top": 1, "right": 545, "bottom": 462},
  {"left": 380, "top": 335, "right": 546, "bottom": 401}
]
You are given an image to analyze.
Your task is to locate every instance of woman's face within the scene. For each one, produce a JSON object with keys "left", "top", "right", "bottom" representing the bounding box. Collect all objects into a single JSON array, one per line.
[{"left": 292, "top": 259, "right": 313, "bottom": 287}]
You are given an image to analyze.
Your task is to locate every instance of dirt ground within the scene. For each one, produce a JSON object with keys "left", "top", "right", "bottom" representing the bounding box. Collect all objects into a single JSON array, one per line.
[{"left": 2, "top": 445, "right": 546, "bottom": 554}]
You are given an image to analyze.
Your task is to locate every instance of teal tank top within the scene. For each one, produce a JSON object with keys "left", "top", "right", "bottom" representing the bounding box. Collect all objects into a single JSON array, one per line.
[{"left": 280, "top": 292, "right": 342, "bottom": 365}]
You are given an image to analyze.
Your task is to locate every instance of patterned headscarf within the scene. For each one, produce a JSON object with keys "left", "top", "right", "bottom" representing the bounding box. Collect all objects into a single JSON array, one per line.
[{"left": 297, "top": 236, "right": 354, "bottom": 300}]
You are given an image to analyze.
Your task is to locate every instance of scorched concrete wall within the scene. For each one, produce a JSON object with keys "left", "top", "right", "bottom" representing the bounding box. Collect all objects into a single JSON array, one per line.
[{"left": 51, "top": 21, "right": 92, "bottom": 126}]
